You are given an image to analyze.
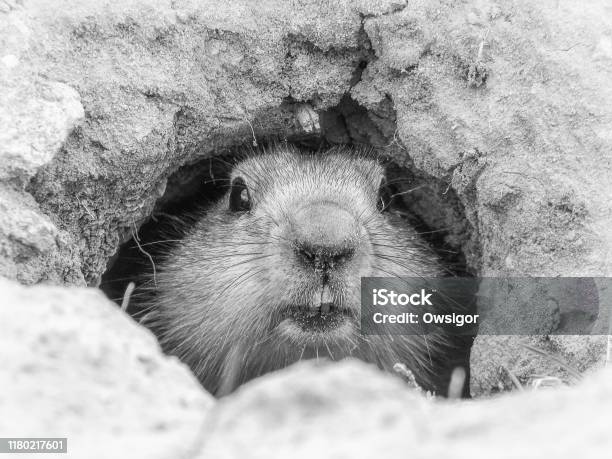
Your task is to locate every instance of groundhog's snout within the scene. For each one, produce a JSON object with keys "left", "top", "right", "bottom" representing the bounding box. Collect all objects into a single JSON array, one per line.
[
  {"left": 290, "top": 201, "right": 360, "bottom": 274},
  {"left": 294, "top": 242, "right": 355, "bottom": 272}
]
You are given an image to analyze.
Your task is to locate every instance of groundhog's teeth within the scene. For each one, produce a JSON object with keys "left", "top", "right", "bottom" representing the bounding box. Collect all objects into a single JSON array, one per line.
[{"left": 320, "top": 302, "right": 331, "bottom": 315}]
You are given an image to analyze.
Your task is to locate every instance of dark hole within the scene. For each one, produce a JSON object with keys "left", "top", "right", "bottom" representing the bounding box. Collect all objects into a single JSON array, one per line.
[{"left": 100, "top": 154, "right": 233, "bottom": 314}]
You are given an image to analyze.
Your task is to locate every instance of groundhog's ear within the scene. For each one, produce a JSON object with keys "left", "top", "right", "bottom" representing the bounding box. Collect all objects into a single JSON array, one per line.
[
  {"left": 229, "top": 177, "right": 251, "bottom": 212},
  {"left": 377, "top": 177, "right": 392, "bottom": 212}
]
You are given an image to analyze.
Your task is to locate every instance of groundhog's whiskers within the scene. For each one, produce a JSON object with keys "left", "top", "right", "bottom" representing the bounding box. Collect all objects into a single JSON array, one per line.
[
  {"left": 166, "top": 252, "right": 266, "bottom": 267},
  {"left": 131, "top": 239, "right": 183, "bottom": 248},
  {"left": 203, "top": 266, "right": 269, "bottom": 329},
  {"left": 414, "top": 227, "right": 453, "bottom": 235},
  {"left": 389, "top": 185, "right": 428, "bottom": 198},
  {"left": 373, "top": 247, "right": 457, "bottom": 277}
]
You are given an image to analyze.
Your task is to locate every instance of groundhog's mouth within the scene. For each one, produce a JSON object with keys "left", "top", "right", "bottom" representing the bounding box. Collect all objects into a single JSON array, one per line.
[{"left": 281, "top": 303, "right": 354, "bottom": 335}]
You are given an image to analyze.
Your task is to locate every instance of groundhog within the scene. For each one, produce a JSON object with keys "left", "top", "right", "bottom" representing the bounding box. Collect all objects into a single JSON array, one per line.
[{"left": 138, "top": 145, "right": 472, "bottom": 396}]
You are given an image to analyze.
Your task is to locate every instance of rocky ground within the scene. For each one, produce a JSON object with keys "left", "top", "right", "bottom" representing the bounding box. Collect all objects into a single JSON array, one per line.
[{"left": 1, "top": 0, "right": 612, "bottom": 456}]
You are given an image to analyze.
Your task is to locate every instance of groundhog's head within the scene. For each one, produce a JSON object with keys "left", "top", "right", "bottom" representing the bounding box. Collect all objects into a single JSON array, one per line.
[
  {"left": 149, "top": 145, "right": 442, "bottom": 394},
  {"left": 215, "top": 146, "right": 438, "bottom": 344}
]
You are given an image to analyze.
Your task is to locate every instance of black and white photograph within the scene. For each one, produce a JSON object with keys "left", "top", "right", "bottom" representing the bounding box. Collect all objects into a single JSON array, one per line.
[{"left": 0, "top": 0, "right": 610, "bottom": 457}]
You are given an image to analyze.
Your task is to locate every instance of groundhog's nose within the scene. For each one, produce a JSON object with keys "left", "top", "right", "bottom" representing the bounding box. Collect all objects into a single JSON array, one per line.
[
  {"left": 294, "top": 242, "right": 355, "bottom": 271},
  {"left": 291, "top": 202, "right": 358, "bottom": 271}
]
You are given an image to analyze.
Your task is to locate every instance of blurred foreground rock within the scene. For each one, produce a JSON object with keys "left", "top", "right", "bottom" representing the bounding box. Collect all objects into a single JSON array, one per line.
[
  {"left": 0, "top": 278, "right": 610, "bottom": 458},
  {"left": 0, "top": 278, "right": 213, "bottom": 459},
  {"left": 200, "top": 359, "right": 612, "bottom": 459}
]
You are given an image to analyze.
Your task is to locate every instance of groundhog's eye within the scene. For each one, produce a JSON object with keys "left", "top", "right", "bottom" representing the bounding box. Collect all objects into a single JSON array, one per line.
[
  {"left": 229, "top": 177, "right": 251, "bottom": 212},
  {"left": 377, "top": 177, "right": 393, "bottom": 212}
]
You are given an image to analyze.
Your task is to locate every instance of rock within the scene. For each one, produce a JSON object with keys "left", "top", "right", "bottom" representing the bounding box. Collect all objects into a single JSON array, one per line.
[
  {"left": 470, "top": 335, "right": 607, "bottom": 395},
  {"left": 0, "top": 0, "right": 405, "bottom": 285},
  {"left": 352, "top": 0, "right": 612, "bottom": 391},
  {"left": 0, "top": 75, "right": 84, "bottom": 187},
  {"left": 470, "top": 277, "right": 610, "bottom": 395},
  {"left": 199, "top": 359, "right": 612, "bottom": 458},
  {"left": 0, "top": 184, "right": 83, "bottom": 285},
  {"left": 0, "top": 278, "right": 213, "bottom": 459},
  {"left": 355, "top": 0, "right": 612, "bottom": 279},
  {"left": 364, "top": 2, "right": 434, "bottom": 72}
]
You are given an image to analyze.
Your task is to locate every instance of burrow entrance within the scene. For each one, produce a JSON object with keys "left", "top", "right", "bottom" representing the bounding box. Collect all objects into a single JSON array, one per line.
[
  {"left": 100, "top": 94, "right": 479, "bottom": 396},
  {"left": 101, "top": 95, "right": 478, "bottom": 304}
]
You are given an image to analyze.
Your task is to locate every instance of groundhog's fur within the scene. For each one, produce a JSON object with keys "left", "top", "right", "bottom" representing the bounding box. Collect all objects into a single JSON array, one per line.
[{"left": 140, "top": 145, "right": 469, "bottom": 396}]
